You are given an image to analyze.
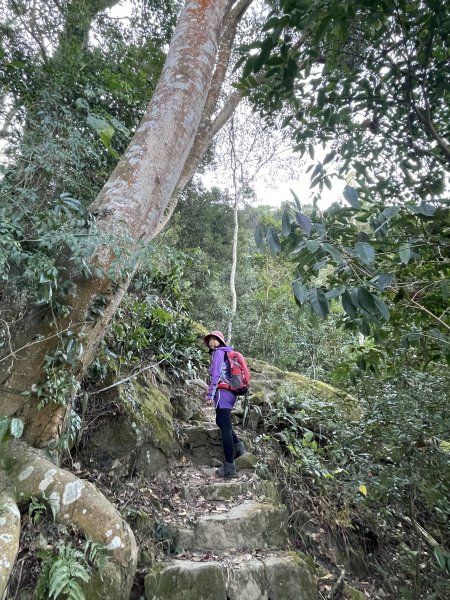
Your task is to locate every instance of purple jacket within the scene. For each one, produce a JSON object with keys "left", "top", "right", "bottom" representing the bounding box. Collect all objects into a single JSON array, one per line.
[{"left": 206, "top": 345, "right": 237, "bottom": 408}]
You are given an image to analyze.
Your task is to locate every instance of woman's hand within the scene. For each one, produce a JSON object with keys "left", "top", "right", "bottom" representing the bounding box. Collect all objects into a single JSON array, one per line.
[{"left": 205, "top": 394, "right": 213, "bottom": 406}]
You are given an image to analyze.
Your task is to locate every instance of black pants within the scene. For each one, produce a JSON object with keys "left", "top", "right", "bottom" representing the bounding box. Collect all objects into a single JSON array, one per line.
[{"left": 215, "top": 407, "right": 240, "bottom": 463}]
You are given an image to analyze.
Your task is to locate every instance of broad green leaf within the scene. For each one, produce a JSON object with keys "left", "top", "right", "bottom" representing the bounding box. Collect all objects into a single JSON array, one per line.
[
  {"left": 343, "top": 185, "right": 362, "bottom": 209},
  {"left": 282, "top": 208, "right": 291, "bottom": 237},
  {"left": 267, "top": 226, "right": 281, "bottom": 254},
  {"left": 434, "top": 546, "right": 448, "bottom": 571},
  {"left": 110, "top": 116, "right": 130, "bottom": 138},
  {"left": 242, "top": 54, "right": 258, "bottom": 78},
  {"left": 382, "top": 206, "right": 400, "bottom": 219},
  {"left": 399, "top": 242, "right": 412, "bottom": 264},
  {"left": 312, "top": 259, "right": 327, "bottom": 272},
  {"left": 306, "top": 239, "right": 320, "bottom": 252},
  {"left": 10, "top": 417, "right": 24, "bottom": 439},
  {"left": 321, "top": 242, "right": 343, "bottom": 263},
  {"left": 376, "top": 272, "right": 394, "bottom": 290},
  {"left": 408, "top": 204, "right": 436, "bottom": 216},
  {"left": 310, "top": 288, "right": 329, "bottom": 318},
  {"left": 439, "top": 441, "right": 450, "bottom": 455},
  {"left": 373, "top": 296, "right": 390, "bottom": 321},
  {"left": 303, "top": 431, "right": 314, "bottom": 442},
  {"left": 291, "top": 241, "right": 305, "bottom": 255},
  {"left": 342, "top": 290, "right": 358, "bottom": 318},
  {"left": 292, "top": 281, "right": 308, "bottom": 304},
  {"left": 325, "top": 286, "right": 345, "bottom": 300},
  {"left": 296, "top": 212, "right": 312, "bottom": 235},
  {"left": 87, "top": 115, "right": 113, "bottom": 141},
  {"left": 323, "top": 150, "right": 336, "bottom": 164},
  {"left": 357, "top": 287, "right": 377, "bottom": 314},
  {"left": 87, "top": 115, "right": 118, "bottom": 158},
  {"left": 354, "top": 241, "right": 375, "bottom": 264},
  {"left": 290, "top": 188, "right": 301, "bottom": 210}
]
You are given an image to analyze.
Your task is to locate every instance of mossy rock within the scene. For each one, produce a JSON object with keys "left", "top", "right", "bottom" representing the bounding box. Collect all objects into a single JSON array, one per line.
[
  {"left": 119, "top": 380, "right": 175, "bottom": 453},
  {"left": 289, "top": 549, "right": 318, "bottom": 575},
  {"left": 236, "top": 452, "right": 258, "bottom": 470},
  {"left": 81, "top": 562, "right": 123, "bottom": 600},
  {"left": 344, "top": 583, "right": 368, "bottom": 599},
  {"left": 88, "top": 379, "right": 177, "bottom": 476},
  {"left": 248, "top": 358, "right": 361, "bottom": 422},
  {"left": 145, "top": 561, "right": 226, "bottom": 600}
]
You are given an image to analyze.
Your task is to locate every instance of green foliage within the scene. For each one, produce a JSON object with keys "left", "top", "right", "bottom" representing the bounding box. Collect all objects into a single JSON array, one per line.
[
  {"left": 34, "top": 538, "right": 110, "bottom": 600},
  {"left": 242, "top": 0, "right": 449, "bottom": 201},
  {"left": 83, "top": 538, "right": 110, "bottom": 577},
  {"left": 0, "top": 195, "right": 98, "bottom": 309},
  {"left": 28, "top": 497, "right": 48, "bottom": 526},
  {"left": 34, "top": 543, "right": 90, "bottom": 600},
  {"left": 262, "top": 365, "right": 450, "bottom": 597},
  {"left": 0, "top": 0, "right": 175, "bottom": 323},
  {"left": 170, "top": 189, "right": 356, "bottom": 380},
  {"left": 256, "top": 198, "right": 449, "bottom": 368},
  {"left": 91, "top": 249, "right": 204, "bottom": 382},
  {"left": 246, "top": 1, "right": 450, "bottom": 373},
  {"left": 263, "top": 382, "right": 351, "bottom": 478}
]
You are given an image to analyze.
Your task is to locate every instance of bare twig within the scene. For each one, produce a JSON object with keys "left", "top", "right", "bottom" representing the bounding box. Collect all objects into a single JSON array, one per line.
[
  {"left": 410, "top": 296, "right": 450, "bottom": 332},
  {"left": 328, "top": 569, "right": 346, "bottom": 599},
  {"left": 86, "top": 351, "right": 175, "bottom": 397},
  {"left": 0, "top": 322, "right": 87, "bottom": 364}
]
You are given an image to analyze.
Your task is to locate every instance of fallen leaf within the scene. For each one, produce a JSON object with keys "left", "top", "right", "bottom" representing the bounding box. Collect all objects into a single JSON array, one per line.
[{"left": 359, "top": 484, "right": 368, "bottom": 496}]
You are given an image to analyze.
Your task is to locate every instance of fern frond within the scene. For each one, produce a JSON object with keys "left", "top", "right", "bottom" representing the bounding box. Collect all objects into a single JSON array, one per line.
[
  {"left": 66, "top": 579, "right": 86, "bottom": 600},
  {"left": 70, "top": 561, "right": 90, "bottom": 582},
  {"left": 33, "top": 551, "right": 52, "bottom": 600},
  {"left": 83, "top": 537, "right": 110, "bottom": 578},
  {"left": 48, "top": 564, "right": 70, "bottom": 598}
]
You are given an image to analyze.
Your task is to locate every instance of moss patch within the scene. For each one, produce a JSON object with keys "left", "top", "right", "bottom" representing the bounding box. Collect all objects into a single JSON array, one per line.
[
  {"left": 248, "top": 357, "right": 361, "bottom": 421},
  {"left": 120, "top": 380, "right": 174, "bottom": 455},
  {"left": 344, "top": 582, "right": 369, "bottom": 600}
]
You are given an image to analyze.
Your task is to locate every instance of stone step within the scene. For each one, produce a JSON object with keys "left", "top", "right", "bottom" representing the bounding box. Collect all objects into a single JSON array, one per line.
[
  {"left": 173, "top": 500, "right": 288, "bottom": 552},
  {"left": 144, "top": 551, "right": 317, "bottom": 600},
  {"left": 180, "top": 424, "right": 225, "bottom": 464},
  {"left": 181, "top": 473, "right": 278, "bottom": 504}
]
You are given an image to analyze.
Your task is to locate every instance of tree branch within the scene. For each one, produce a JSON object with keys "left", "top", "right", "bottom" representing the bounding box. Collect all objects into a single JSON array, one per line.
[
  {"left": 410, "top": 297, "right": 450, "bottom": 332},
  {"left": 153, "top": 0, "right": 254, "bottom": 236},
  {"left": 414, "top": 103, "right": 450, "bottom": 164}
]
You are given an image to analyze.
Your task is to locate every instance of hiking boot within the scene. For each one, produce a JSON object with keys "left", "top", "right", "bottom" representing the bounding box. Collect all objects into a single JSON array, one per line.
[
  {"left": 234, "top": 441, "right": 247, "bottom": 458},
  {"left": 216, "top": 462, "right": 237, "bottom": 479}
]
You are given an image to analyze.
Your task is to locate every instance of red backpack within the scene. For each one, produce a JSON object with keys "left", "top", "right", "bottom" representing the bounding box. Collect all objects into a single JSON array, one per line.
[{"left": 218, "top": 351, "right": 250, "bottom": 395}]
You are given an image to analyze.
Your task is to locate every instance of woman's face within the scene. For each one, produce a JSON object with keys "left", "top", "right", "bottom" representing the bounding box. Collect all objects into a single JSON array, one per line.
[{"left": 208, "top": 336, "right": 221, "bottom": 350}]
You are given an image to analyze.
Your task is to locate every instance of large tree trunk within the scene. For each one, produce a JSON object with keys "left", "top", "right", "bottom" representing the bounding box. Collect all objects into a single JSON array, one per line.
[
  {"left": 1, "top": 0, "right": 234, "bottom": 446},
  {"left": 0, "top": 1, "right": 249, "bottom": 597}
]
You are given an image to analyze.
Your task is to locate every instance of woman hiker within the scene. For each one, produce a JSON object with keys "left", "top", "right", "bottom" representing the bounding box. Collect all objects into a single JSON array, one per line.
[{"left": 204, "top": 330, "right": 246, "bottom": 479}]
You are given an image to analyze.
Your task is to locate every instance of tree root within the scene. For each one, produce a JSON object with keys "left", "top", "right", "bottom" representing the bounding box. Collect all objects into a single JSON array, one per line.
[
  {"left": 0, "top": 439, "right": 137, "bottom": 599},
  {"left": 0, "top": 489, "right": 21, "bottom": 596}
]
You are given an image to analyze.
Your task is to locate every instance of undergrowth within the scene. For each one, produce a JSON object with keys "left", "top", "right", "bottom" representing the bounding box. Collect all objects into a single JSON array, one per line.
[
  {"left": 257, "top": 368, "right": 450, "bottom": 599},
  {"left": 6, "top": 496, "right": 110, "bottom": 600}
]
